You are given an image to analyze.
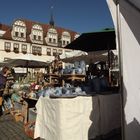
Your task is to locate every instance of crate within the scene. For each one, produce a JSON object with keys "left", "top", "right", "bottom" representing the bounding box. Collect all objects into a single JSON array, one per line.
[
  {"left": 11, "top": 101, "right": 28, "bottom": 123},
  {"left": 28, "top": 107, "right": 37, "bottom": 122}
]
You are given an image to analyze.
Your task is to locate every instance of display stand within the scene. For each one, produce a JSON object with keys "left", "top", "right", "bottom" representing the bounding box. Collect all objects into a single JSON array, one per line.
[
  {"left": 46, "top": 73, "right": 86, "bottom": 86},
  {"left": 61, "top": 74, "right": 86, "bottom": 86}
]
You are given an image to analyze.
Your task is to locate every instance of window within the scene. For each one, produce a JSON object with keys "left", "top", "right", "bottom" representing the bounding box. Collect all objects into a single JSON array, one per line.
[
  {"left": 49, "top": 38, "right": 52, "bottom": 43},
  {"left": 21, "top": 32, "right": 24, "bottom": 38},
  {"left": 53, "top": 49, "right": 57, "bottom": 56},
  {"left": 53, "top": 38, "right": 56, "bottom": 43},
  {"left": 32, "top": 46, "right": 42, "bottom": 55},
  {"left": 13, "top": 43, "right": 19, "bottom": 53},
  {"left": 31, "top": 24, "right": 43, "bottom": 43},
  {"left": 37, "top": 47, "right": 42, "bottom": 55},
  {"left": 4, "top": 42, "right": 11, "bottom": 52},
  {"left": 65, "top": 50, "right": 71, "bottom": 53},
  {"left": 47, "top": 48, "right": 51, "bottom": 56},
  {"left": 38, "top": 36, "right": 41, "bottom": 41},
  {"left": 61, "top": 31, "right": 71, "bottom": 47},
  {"left": 46, "top": 28, "right": 58, "bottom": 45},
  {"left": 21, "top": 44, "right": 27, "bottom": 53},
  {"left": 33, "top": 35, "right": 36, "bottom": 40},
  {"left": 4, "top": 57, "right": 10, "bottom": 61},
  {"left": 32, "top": 46, "right": 37, "bottom": 55},
  {"left": 63, "top": 40, "right": 65, "bottom": 45},
  {"left": 58, "top": 49, "right": 62, "bottom": 55},
  {"left": 12, "top": 20, "right": 26, "bottom": 41},
  {"left": 15, "top": 32, "right": 19, "bottom": 37}
]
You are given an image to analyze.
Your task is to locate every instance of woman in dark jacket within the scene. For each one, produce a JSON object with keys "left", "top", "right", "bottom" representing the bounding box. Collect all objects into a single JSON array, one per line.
[{"left": 0, "top": 66, "right": 11, "bottom": 116}]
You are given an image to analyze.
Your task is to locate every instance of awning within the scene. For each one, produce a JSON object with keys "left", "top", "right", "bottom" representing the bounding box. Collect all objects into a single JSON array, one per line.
[{"left": 65, "top": 29, "right": 116, "bottom": 52}]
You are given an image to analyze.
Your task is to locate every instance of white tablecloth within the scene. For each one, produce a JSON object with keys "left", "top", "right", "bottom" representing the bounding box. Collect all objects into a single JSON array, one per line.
[{"left": 34, "top": 94, "right": 121, "bottom": 140}]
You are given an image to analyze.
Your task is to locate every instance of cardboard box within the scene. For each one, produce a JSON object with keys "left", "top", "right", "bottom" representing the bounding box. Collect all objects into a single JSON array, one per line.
[{"left": 14, "top": 113, "right": 24, "bottom": 122}]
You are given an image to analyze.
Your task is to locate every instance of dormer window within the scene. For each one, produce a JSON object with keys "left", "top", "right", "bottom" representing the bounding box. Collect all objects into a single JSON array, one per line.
[
  {"left": 12, "top": 20, "right": 26, "bottom": 41},
  {"left": 31, "top": 24, "right": 43, "bottom": 44},
  {"left": 61, "top": 31, "right": 71, "bottom": 47},
  {"left": 46, "top": 28, "right": 58, "bottom": 46},
  {"left": 74, "top": 34, "right": 80, "bottom": 40}
]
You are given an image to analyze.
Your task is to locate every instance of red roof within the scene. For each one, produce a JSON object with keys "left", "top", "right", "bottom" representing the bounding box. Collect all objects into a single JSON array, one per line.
[
  {"left": 0, "top": 24, "right": 11, "bottom": 31},
  {"left": 1, "top": 19, "right": 78, "bottom": 45}
]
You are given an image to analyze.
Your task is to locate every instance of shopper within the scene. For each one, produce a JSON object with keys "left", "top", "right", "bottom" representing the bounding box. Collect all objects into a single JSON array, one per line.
[
  {"left": 51, "top": 54, "right": 63, "bottom": 74},
  {"left": 0, "top": 66, "right": 11, "bottom": 116}
]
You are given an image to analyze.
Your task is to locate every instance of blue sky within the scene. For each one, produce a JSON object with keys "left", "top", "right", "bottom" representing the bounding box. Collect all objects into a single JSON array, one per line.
[{"left": 0, "top": 0, "right": 114, "bottom": 34}]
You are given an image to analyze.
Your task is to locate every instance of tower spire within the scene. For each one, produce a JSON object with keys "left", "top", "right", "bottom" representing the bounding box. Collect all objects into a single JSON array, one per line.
[{"left": 49, "top": 6, "right": 55, "bottom": 27}]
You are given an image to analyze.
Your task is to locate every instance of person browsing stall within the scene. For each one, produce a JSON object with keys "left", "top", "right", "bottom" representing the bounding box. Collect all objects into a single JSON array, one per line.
[{"left": 0, "top": 66, "right": 11, "bottom": 116}]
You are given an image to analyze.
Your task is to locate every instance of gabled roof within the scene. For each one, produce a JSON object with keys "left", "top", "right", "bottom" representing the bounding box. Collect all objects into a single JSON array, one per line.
[{"left": 0, "top": 18, "right": 78, "bottom": 45}]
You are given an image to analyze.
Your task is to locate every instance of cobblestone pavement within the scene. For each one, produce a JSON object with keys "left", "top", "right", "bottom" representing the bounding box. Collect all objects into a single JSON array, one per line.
[
  {"left": 0, "top": 114, "right": 121, "bottom": 140},
  {"left": 0, "top": 114, "right": 32, "bottom": 140}
]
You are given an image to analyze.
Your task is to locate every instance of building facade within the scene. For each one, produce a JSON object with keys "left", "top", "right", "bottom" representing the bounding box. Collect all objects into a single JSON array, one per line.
[{"left": 0, "top": 19, "right": 80, "bottom": 64}]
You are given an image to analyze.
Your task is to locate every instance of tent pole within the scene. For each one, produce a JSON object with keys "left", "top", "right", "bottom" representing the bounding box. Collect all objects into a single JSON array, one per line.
[{"left": 116, "top": 0, "right": 125, "bottom": 140}]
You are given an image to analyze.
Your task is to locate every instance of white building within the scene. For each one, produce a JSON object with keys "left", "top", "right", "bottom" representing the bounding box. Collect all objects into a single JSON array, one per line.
[{"left": 0, "top": 18, "right": 80, "bottom": 64}]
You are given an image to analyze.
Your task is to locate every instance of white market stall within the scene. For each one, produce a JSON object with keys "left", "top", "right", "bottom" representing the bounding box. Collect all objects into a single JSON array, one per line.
[{"left": 32, "top": 5, "right": 121, "bottom": 140}]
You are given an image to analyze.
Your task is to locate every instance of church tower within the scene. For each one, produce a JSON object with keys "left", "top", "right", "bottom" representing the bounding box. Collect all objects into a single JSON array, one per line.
[{"left": 49, "top": 6, "right": 55, "bottom": 27}]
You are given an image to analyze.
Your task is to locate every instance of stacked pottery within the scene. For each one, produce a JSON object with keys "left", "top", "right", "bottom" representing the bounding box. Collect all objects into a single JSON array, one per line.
[
  {"left": 74, "top": 61, "right": 79, "bottom": 68},
  {"left": 36, "top": 89, "right": 44, "bottom": 98},
  {"left": 80, "top": 60, "right": 86, "bottom": 74},
  {"left": 55, "top": 87, "right": 62, "bottom": 95},
  {"left": 75, "top": 67, "right": 83, "bottom": 74},
  {"left": 75, "top": 86, "right": 82, "bottom": 94}
]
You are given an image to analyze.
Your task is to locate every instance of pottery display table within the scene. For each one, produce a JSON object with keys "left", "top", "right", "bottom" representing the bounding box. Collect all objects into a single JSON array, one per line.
[{"left": 34, "top": 94, "right": 121, "bottom": 140}]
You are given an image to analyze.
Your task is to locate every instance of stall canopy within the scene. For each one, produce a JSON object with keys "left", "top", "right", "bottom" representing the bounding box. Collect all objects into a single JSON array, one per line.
[
  {"left": 65, "top": 29, "right": 116, "bottom": 52},
  {"left": 60, "top": 50, "right": 108, "bottom": 64},
  {"left": 2, "top": 54, "right": 50, "bottom": 72},
  {"left": 60, "top": 50, "right": 88, "bottom": 60},
  {"left": 3, "top": 58, "right": 49, "bottom": 68}
]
